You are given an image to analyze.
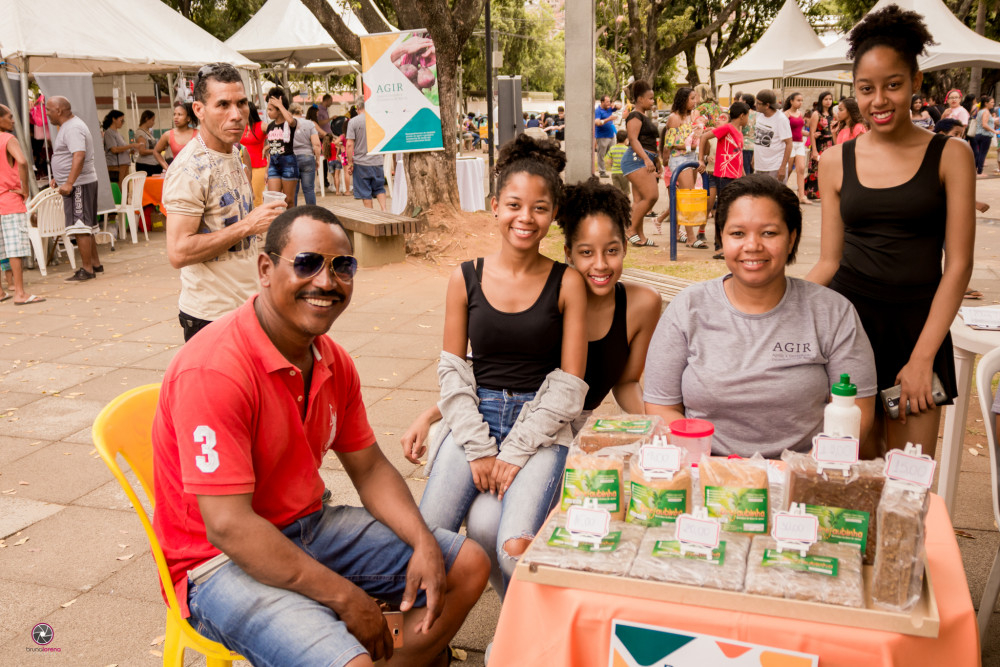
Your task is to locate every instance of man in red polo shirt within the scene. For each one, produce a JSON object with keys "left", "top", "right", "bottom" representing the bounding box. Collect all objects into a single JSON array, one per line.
[{"left": 152, "top": 205, "right": 489, "bottom": 667}]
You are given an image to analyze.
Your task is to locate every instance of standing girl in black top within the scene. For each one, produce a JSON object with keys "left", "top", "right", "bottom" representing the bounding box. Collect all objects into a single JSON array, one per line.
[
  {"left": 417, "top": 135, "right": 588, "bottom": 598},
  {"left": 264, "top": 87, "right": 298, "bottom": 206},
  {"left": 620, "top": 80, "right": 661, "bottom": 246},
  {"left": 806, "top": 5, "right": 975, "bottom": 456}
]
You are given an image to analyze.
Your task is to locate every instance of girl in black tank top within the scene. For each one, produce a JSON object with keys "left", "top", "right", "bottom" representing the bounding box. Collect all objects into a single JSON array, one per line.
[{"left": 804, "top": 6, "right": 975, "bottom": 457}]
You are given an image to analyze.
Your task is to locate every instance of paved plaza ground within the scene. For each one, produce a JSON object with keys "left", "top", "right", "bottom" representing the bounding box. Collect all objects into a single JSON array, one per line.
[{"left": 2, "top": 172, "right": 1000, "bottom": 665}]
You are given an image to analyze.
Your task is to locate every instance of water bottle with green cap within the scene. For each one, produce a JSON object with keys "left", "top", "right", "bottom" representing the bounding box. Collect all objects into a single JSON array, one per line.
[{"left": 824, "top": 373, "right": 861, "bottom": 440}]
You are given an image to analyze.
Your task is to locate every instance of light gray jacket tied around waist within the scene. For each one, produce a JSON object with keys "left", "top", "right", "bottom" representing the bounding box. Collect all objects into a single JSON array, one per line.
[{"left": 436, "top": 350, "right": 588, "bottom": 468}]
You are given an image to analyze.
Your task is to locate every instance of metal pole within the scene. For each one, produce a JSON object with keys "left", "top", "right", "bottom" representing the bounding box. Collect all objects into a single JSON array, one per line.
[
  {"left": 0, "top": 59, "right": 37, "bottom": 196},
  {"left": 564, "top": 0, "right": 595, "bottom": 184},
  {"left": 485, "top": 0, "right": 494, "bottom": 196}
]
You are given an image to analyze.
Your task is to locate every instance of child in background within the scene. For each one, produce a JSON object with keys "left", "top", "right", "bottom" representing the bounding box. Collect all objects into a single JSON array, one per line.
[
  {"left": 607, "top": 130, "right": 630, "bottom": 198},
  {"left": 698, "top": 101, "right": 750, "bottom": 258},
  {"left": 328, "top": 135, "right": 345, "bottom": 195}
]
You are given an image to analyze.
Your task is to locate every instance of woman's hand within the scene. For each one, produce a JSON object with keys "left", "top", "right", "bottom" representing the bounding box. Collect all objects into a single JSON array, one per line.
[
  {"left": 490, "top": 460, "right": 522, "bottom": 500},
  {"left": 643, "top": 157, "right": 655, "bottom": 173},
  {"left": 400, "top": 414, "right": 433, "bottom": 465},
  {"left": 895, "top": 358, "right": 936, "bottom": 423},
  {"left": 469, "top": 456, "right": 496, "bottom": 494}
]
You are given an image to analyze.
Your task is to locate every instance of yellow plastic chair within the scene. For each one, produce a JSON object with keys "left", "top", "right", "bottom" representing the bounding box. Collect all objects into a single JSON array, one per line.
[{"left": 92, "top": 384, "right": 243, "bottom": 667}]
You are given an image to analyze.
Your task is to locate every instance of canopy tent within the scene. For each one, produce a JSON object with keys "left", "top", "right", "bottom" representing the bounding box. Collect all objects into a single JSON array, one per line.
[
  {"left": 225, "top": 0, "right": 375, "bottom": 68},
  {"left": 0, "top": 0, "right": 258, "bottom": 74},
  {"left": 717, "top": 0, "right": 846, "bottom": 86},
  {"left": 784, "top": 0, "right": 1000, "bottom": 75}
]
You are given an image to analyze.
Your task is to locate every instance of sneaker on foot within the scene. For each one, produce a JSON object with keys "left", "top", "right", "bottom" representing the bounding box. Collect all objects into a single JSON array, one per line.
[
  {"left": 92, "top": 265, "right": 104, "bottom": 273},
  {"left": 64, "top": 268, "right": 95, "bottom": 282}
]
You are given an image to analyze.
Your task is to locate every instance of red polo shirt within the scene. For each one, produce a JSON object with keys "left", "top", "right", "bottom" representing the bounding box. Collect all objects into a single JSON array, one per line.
[{"left": 152, "top": 296, "right": 375, "bottom": 616}]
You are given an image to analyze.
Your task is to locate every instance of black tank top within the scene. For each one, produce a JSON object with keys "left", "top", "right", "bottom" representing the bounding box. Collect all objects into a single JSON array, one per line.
[
  {"left": 626, "top": 111, "right": 659, "bottom": 154},
  {"left": 834, "top": 133, "right": 948, "bottom": 301},
  {"left": 583, "top": 283, "right": 630, "bottom": 410},
  {"left": 463, "top": 258, "right": 565, "bottom": 392}
]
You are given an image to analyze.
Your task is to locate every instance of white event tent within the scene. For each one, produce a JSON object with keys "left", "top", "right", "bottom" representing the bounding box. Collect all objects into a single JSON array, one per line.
[
  {"left": 784, "top": 0, "right": 1000, "bottom": 75},
  {"left": 717, "top": 0, "right": 846, "bottom": 86}
]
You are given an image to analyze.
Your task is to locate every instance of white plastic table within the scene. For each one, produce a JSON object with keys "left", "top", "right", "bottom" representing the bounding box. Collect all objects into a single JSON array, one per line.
[
  {"left": 940, "top": 307, "right": 1000, "bottom": 515},
  {"left": 391, "top": 155, "right": 485, "bottom": 214}
]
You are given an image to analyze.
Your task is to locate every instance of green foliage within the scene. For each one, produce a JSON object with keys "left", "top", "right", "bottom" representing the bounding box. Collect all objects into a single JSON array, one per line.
[{"left": 161, "top": 0, "right": 267, "bottom": 41}]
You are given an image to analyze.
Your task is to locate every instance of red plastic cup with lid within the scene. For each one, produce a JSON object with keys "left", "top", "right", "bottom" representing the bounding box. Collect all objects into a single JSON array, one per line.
[{"left": 669, "top": 418, "right": 714, "bottom": 466}]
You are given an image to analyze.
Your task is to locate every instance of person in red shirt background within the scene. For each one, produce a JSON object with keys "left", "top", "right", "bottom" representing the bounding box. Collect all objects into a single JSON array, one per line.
[
  {"left": 152, "top": 205, "right": 489, "bottom": 666},
  {"left": 699, "top": 101, "right": 750, "bottom": 257},
  {"left": 240, "top": 103, "right": 268, "bottom": 207}
]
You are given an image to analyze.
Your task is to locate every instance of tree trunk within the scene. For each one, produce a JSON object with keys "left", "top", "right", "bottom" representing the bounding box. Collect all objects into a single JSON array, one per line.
[
  {"left": 684, "top": 45, "right": 700, "bottom": 86},
  {"left": 969, "top": 0, "right": 987, "bottom": 96}
]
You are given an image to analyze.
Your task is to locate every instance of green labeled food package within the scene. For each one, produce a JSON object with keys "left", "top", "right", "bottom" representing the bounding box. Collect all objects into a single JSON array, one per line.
[
  {"left": 523, "top": 513, "right": 643, "bottom": 576},
  {"left": 626, "top": 456, "right": 691, "bottom": 526},
  {"left": 872, "top": 482, "right": 930, "bottom": 612},
  {"left": 700, "top": 455, "right": 769, "bottom": 534},
  {"left": 628, "top": 524, "right": 750, "bottom": 591},
  {"left": 745, "top": 536, "right": 864, "bottom": 607},
  {"left": 561, "top": 447, "right": 626, "bottom": 520},
  {"left": 782, "top": 450, "right": 885, "bottom": 564},
  {"left": 576, "top": 413, "right": 667, "bottom": 458}
]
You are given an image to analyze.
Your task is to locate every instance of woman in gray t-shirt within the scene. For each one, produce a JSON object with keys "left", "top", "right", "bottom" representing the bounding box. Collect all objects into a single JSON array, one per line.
[
  {"left": 643, "top": 174, "right": 877, "bottom": 459},
  {"left": 102, "top": 110, "right": 140, "bottom": 189}
]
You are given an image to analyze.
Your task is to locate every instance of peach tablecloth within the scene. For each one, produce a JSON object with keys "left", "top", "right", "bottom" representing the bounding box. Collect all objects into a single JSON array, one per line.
[
  {"left": 490, "top": 494, "right": 980, "bottom": 666},
  {"left": 142, "top": 175, "right": 164, "bottom": 210}
]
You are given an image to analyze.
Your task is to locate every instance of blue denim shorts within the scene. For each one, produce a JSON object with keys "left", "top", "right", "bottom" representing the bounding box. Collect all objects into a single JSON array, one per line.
[
  {"left": 620, "top": 147, "right": 658, "bottom": 176},
  {"left": 267, "top": 153, "right": 300, "bottom": 180},
  {"left": 352, "top": 163, "right": 386, "bottom": 200},
  {"left": 188, "top": 505, "right": 465, "bottom": 667}
]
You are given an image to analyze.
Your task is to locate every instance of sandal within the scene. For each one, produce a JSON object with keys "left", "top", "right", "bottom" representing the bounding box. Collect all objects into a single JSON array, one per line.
[
  {"left": 712, "top": 252, "right": 725, "bottom": 260},
  {"left": 677, "top": 229, "right": 688, "bottom": 244},
  {"left": 691, "top": 238, "right": 709, "bottom": 249},
  {"left": 628, "top": 234, "right": 657, "bottom": 247},
  {"left": 14, "top": 295, "right": 46, "bottom": 305}
]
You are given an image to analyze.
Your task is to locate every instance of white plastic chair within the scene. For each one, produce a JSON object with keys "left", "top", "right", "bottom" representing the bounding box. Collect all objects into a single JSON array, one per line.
[
  {"left": 26, "top": 189, "right": 76, "bottom": 277},
  {"left": 97, "top": 171, "right": 147, "bottom": 244},
  {"left": 975, "top": 345, "right": 1000, "bottom": 639}
]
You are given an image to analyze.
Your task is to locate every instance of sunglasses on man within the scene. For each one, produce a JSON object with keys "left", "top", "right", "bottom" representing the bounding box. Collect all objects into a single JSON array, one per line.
[{"left": 269, "top": 252, "right": 358, "bottom": 282}]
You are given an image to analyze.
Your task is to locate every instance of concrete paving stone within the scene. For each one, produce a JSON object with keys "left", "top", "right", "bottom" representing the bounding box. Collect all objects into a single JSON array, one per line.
[
  {"left": 0, "top": 313, "right": 83, "bottom": 336},
  {"left": 354, "top": 356, "right": 435, "bottom": 390},
  {"left": 105, "top": 286, "right": 183, "bottom": 303},
  {"left": 0, "top": 361, "right": 115, "bottom": 394},
  {"left": 351, "top": 290, "right": 445, "bottom": 316},
  {"left": 0, "top": 580, "right": 77, "bottom": 635},
  {"left": 0, "top": 496, "right": 65, "bottom": 539},
  {"left": 53, "top": 339, "right": 167, "bottom": 366},
  {"left": 327, "top": 329, "right": 380, "bottom": 353},
  {"left": 0, "top": 505, "right": 142, "bottom": 590},
  {"left": 126, "top": 346, "right": 181, "bottom": 372},
  {"left": 73, "top": 465, "right": 152, "bottom": 517},
  {"left": 0, "top": 435, "right": 53, "bottom": 466},
  {"left": 453, "top": 586, "right": 501, "bottom": 654},
  {"left": 399, "top": 362, "right": 441, "bottom": 391},
  {"left": 983, "top": 613, "right": 1000, "bottom": 667},
  {"left": 0, "top": 335, "right": 92, "bottom": 363},
  {"left": 0, "top": 441, "right": 112, "bottom": 504},
  {"left": 360, "top": 385, "right": 392, "bottom": 408},
  {"left": 952, "top": 472, "right": 1000, "bottom": 531},
  {"left": 352, "top": 333, "right": 443, "bottom": 361},
  {"left": 61, "top": 427, "right": 94, "bottom": 447},
  {"left": 365, "top": 389, "right": 441, "bottom": 430},
  {"left": 61, "top": 367, "right": 165, "bottom": 405},
  {"left": 117, "top": 320, "right": 185, "bottom": 345},
  {"left": 0, "top": 390, "right": 44, "bottom": 411},
  {"left": 89, "top": 551, "right": 163, "bottom": 604},
  {"left": 956, "top": 528, "right": 1000, "bottom": 614},
  {"left": 1, "top": 396, "right": 107, "bottom": 441},
  {"left": 400, "top": 312, "right": 451, "bottom": 331},
  {"left": 0, "top": 628, "right": 13, "bottom": 652},
  {"left": 318, "top": 469, "right": 425, "bottom": 507},
  {"left": 0, "top": 592, "right": 169, "bottom": 666},
  {"left": 328, "top": 311, "right": 416, "bottom": 334}
]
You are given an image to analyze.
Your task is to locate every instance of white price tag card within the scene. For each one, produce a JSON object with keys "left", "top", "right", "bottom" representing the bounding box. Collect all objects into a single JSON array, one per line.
[
  {"left": 639, "top": 444, "right": 682, "bottom": 473},
  {"left": 565, "top": 505, "right": 611, "bottom": 539},
  {"left": 675, "top": 514, "right": 721, "bottom": 549},
  {"left": 885, "top": 449, "right": 935, "bottom": 488},
  {"left": 772, "top": 512, "right": 819, "bottom": 544},
  {"left": 812, "top": 436, "right": 859, "bottom": 466}
]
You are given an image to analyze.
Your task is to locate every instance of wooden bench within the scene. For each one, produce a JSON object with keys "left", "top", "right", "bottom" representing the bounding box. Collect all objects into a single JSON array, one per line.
[
  {"left": 325, "top": 204, "right": 425, "bottom": 267},
  {"left": 621, "top": 268, "right": 696, "bottom": 308}
]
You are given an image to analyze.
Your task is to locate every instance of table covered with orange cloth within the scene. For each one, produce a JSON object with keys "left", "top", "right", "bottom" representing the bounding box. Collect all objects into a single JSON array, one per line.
[
  {"left": 142, "top": 175, "right": 165, "bottom": 211},
  {"left": 490, "top": 495, "right": 980, "bottom": 666}
]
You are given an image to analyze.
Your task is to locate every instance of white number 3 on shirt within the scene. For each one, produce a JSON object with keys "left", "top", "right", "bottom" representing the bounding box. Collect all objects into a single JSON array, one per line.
[{"left": 194, "top": 425, "right": 220, "bottom": 473}]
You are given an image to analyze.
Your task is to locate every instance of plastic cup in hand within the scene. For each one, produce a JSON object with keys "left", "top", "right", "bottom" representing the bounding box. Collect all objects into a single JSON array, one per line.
[{"left": 262, "top": 191, "right": 287, "bottom": 208}]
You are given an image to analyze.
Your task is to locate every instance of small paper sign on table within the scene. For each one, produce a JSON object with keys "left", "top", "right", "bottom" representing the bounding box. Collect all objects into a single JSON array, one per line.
[
  {"left": 811, "top": 434, "right": 859, "bottom": 474},
  {"left": 675, "top": 507, "right": 721, "bottom": 561},
  {"left": 884, "top": 442, "right": 936, "bottom": 489},
  {"left": 960, "top": 306, "right": 1000, "bottom": 330},
  {"left": 565, "top": 498, "right": 611, "bottom": 547},
  {"left": 771, "top": 502, "right": 820, "bottom": 557},
  {"left": 637, "top": 438, "right": 681, "bottom": 479}
]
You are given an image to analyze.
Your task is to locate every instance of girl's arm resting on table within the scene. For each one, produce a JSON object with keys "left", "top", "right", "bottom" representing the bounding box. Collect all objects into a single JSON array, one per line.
[
  {"left": 611, "top": 284, "right": 662, "bottom": 413},
  {"left": 857, "top": 396, "right": 877, "bottom": 458},
  {"left": 805, "top": 147, "right": 846, "bottom": 286},
  {"left": 897, "top": 138, "right": 976, "bottom": 419}
]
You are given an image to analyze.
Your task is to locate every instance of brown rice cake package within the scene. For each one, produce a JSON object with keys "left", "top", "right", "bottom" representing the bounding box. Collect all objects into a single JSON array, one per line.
[
  {"left": 782, "top": 451, "right": 886, "bottom": 564},
  {"left": 745, "top": 536, "right": 864, "bottom": 608},
  {"left": 628, "top": 524, "right": 750, "bottom": 591},
  {"left": 576, "top": 414, "right": 667, "bottom": 456},
  {"left": 872, "top": 482, "right": 930, "bottom": 611},
  {"left": 700, "top": 455, "right": 769, "bottom": 534},
  {"left": 626, "top": 457, "right": 692, "bottom": 526},
  {"left": 524, "top": 514, "right": 643, "bottom": 576},
  {"left": 561, "top": 447, "right": 626, "bottom": 520}
]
